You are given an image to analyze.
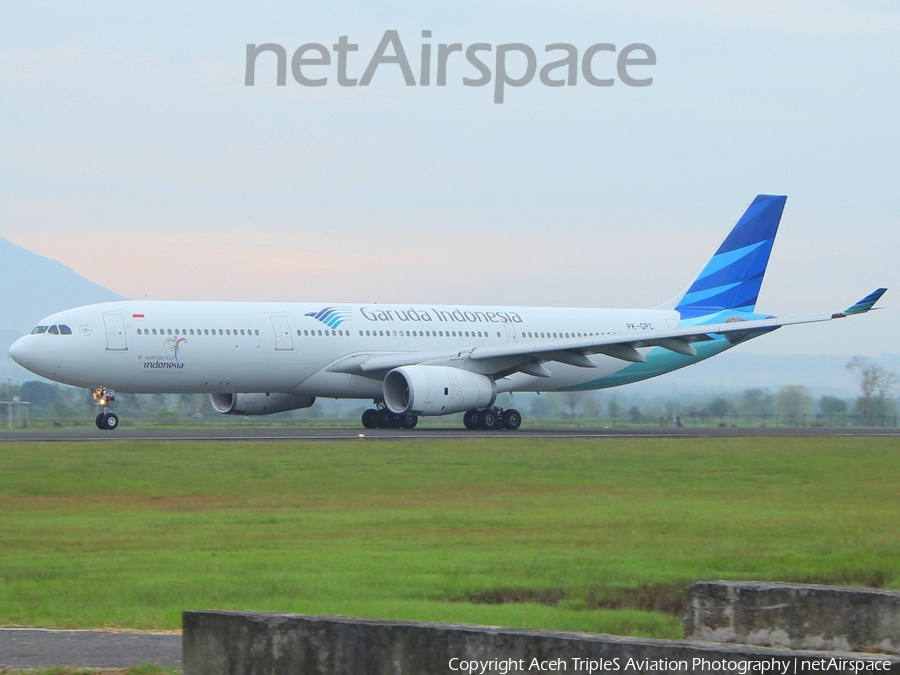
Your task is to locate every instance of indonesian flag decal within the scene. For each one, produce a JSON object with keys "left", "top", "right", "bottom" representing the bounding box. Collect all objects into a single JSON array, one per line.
[{"left": 132, "top": 313, "right": 145, "bottom": 320}]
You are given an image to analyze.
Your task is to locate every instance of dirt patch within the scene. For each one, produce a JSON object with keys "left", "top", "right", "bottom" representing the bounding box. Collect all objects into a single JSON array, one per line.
[
  {"left": 456, "top": 588, "right": 567, "bottom": 606},
  {"left": 792, "top": 572, "right": 893, "bottom": 588},
  {"left": 588, "top": 582, "right": 688, "bottom": 615},
  {"left": 451, "top": 581, "right": 690, "bottom": 615}
]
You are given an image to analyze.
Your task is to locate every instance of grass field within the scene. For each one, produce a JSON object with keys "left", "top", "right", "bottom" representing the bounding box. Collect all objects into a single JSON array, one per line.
[{"left": 0, "top": 437, "right": 898, "bottom": 639}]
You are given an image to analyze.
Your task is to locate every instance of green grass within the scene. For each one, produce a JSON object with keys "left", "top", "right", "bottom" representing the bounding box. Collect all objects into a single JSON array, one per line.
[{"left": 0, "top": 438, "right": 898, "bottom": 639}]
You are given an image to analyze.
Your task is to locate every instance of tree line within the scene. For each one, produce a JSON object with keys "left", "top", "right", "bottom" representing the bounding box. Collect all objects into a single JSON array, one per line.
[{"left": 3, "top": 357, "right": 897, "bottom": 428}]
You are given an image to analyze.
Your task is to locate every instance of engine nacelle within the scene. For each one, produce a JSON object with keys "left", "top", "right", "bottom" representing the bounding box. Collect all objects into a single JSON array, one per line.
[
  {"left": 210, "top": 393, "right": 316, "bottom": 416},
  {"left": 383, "top": 366, "right": 496, "bottom": 416}
]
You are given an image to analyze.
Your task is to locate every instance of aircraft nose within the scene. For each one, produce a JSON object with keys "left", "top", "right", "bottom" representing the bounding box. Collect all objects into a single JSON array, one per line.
[{"left": 8, "top": 335, "right": 34, "bottom": 369}]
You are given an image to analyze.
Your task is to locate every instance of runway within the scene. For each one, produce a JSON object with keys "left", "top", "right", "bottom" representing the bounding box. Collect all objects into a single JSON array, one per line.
[
  {"left": 2, "top": 425, "right": 900, "bottom": 442},
  {"left": 0, "top": 628, "right": 182, "bottom": 669}
]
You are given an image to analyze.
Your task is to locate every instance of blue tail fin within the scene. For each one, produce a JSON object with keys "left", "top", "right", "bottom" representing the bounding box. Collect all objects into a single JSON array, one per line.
[{"left": 665, "top": 195, "right": 786, "bottom": 319}]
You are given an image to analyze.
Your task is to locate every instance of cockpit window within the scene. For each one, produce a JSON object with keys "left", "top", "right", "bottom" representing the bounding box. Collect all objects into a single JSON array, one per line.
[
  {"left": 31, "top": 326, "right": 49, "bottom": 334},
  {"left": 48, "top": 325, "right": 60, "bottom": 335},
  {"left": 59, "top": 325, "right": 73, "bottom": 335}
]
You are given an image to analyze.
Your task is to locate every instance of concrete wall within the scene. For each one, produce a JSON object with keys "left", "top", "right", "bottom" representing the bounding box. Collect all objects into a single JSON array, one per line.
[
  {"left": 684, "top": 582, "right": 900, "bottom": 655},
  {"left": 183, "top": 610, "right": 898, "bottom": 675}
]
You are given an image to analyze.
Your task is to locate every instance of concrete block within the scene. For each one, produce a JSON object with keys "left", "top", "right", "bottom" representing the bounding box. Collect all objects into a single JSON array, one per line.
[
  {"left": 685, "top": 582, "right": 900, "bottom": 655},
  {"left": 183, "top": 610, "right": 898, "bottom": 675}
]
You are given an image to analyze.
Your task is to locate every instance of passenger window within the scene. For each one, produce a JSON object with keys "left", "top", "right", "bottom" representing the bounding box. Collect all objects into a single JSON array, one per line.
[
  {"left": 48, "top": 325, "right": 60, "bottom": 335},
  {"left": 255, "top": 330, "right": 259, "bottom": 335},
  {"left": 241, "top": 330, "right": 245, "bottom": 336},
  {"left": 204, "top": 329, "right": 208, "bottom": 335},
  {"left": 136, "top": 328, "right": 142, "bottom": 335}
]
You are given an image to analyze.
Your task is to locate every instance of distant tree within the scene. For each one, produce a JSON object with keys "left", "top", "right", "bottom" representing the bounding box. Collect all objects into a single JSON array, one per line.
[
  {"left": 561, "top": 391, "right": 584, "bottom": 420},
  {"left": 581, "top": 393, "right": 603, "bottom": 420},
  {"left": 20, "top": 381, "right": 60, "bottom": 408},
  {"left": 50, "top": 401, "right": 73, "bottom": 421},
  {"left": 738, "top": 388, "right": 774, "bottom": 417},
  {"left": 774, "top": 385, "right": 813, "bottom": 424},
  {"left": 818, "top": 396, "right": 848, "bottom": 416},
  {"left": 607, "top": 399, "right": 621, "bottom": 425},
  {"left": 846, "top": 357, "right": 897, "bottom": 424},
  {"left": 705, "top": 397, "right": 733, "bottom": 418},
  {"left": 628, "top": 405, "right": 643, "bottom": 423},
  {"left": 529, "top": 394, "right": 558, "bottom": 419}
]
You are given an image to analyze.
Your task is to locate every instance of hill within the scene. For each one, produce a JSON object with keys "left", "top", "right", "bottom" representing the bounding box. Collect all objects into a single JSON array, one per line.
[{"left": 1, "top": 237, "right": 122, "bottom": 382}]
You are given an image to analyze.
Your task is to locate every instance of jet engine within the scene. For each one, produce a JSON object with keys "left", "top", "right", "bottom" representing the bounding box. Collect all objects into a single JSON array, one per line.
[
  {"left": 383, "top": 366, "right": 496, "bottom": 416},
  {"left": 210, "top": 393, "right": 316, "bottom": 416}
]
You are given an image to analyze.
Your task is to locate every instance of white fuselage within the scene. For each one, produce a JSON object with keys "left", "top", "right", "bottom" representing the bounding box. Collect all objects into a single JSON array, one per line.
[{"left": 10, "top": 300, "right": 716, "bottom": 401}]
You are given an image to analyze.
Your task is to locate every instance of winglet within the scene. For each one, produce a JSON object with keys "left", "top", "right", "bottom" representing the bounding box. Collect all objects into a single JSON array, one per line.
[{"left": 832, "top": 288, "right": 887, "bottom": 318}]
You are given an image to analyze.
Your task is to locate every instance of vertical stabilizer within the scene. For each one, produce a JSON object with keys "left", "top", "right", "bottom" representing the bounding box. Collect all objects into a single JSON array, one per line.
[{"left": 659, "top": 195, "right": 786, "bottom": 319}]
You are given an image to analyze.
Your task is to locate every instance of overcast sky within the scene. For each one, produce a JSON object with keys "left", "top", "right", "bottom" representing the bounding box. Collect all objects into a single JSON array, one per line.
[{"left": 1, "top": 1, "right": 897, "bottom": 355}]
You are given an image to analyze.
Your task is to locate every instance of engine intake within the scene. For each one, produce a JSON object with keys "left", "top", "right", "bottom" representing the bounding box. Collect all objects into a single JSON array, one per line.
[
  {"left": 383, "top": 366, "right": 496, "bottom": 416},
  {"left": 210, "top": 393, "right": 316, "bottom": 416}
]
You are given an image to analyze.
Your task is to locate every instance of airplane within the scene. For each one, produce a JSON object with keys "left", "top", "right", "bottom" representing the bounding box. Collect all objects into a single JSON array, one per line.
[{"left": 7, "top": 194, "right": 886, "bottom": 432}]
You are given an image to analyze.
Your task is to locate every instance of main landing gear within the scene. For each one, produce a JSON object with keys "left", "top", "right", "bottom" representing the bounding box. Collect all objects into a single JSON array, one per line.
[
  {"left": 463, "top": 407, "right": 522, "bottom": 431},
  {"left": 359, "top": 404, "right": 522, "bottom": 431},
  {"left": 92, "top": 387, "right": 119, "bottom": 431},
  {"left": 361, "top": 404, "right": 418, "bottom": 429}
]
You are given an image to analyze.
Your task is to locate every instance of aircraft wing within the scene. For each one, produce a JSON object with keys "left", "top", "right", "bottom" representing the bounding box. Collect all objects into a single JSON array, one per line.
[{"left": 329, "top": 289, "right": 886, "bottom": 379}]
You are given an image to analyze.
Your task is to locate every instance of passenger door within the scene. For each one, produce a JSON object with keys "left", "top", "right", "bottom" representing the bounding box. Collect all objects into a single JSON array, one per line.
[
  {"left": 103, "top": 314, "right": 127, "bottom": 350},
  {"left": 270, "top": 316, "right": 293, "bottom": 350}
]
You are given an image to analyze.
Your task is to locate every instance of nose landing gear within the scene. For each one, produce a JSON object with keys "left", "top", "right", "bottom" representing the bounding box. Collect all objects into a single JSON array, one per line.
[{"left": 92, "top": 387, "right": 119, "bottom": 431}]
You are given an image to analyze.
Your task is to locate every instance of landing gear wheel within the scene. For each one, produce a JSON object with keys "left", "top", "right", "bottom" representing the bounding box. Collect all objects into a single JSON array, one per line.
[
  {"left": 96, "top": 412, "right": 119, "bottom": 431},
  {"left": 463, "top": 410, "right": 480, "bottom": 430},
  {"left": 479, "top": 409, "right": 497, "bottom": 430},
  {"left": 502, "top": 409, "right": 522, "bottom": 430},
  {"left": 376, "top": 409, "right": 394, "bottom": 428},
  {"left": 400, "top": 414, "right": 418, "bottom": 429},
  {"left": 362, "top": 409, "right": 378, "bottom": 429}
]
